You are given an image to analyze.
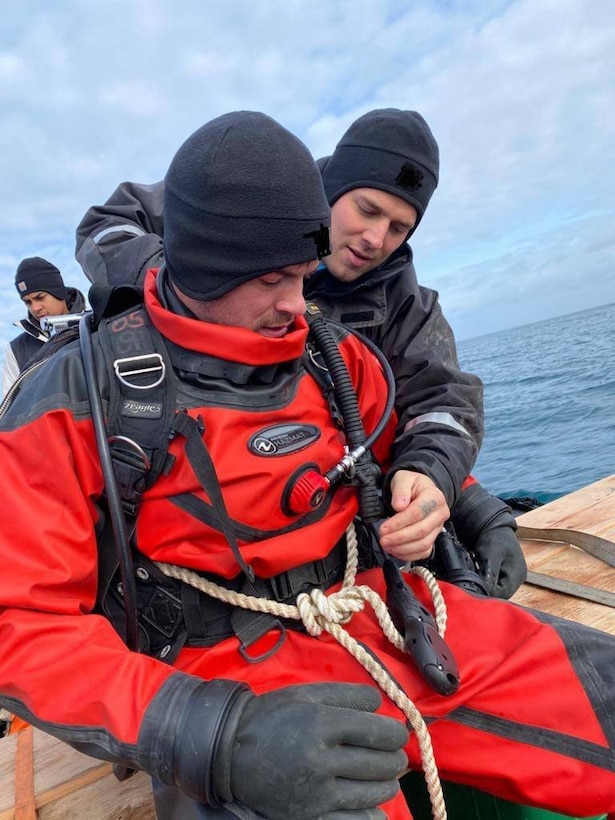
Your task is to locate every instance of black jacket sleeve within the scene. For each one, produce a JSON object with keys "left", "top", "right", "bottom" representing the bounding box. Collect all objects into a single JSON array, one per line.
[
  {"left": 377, "top": 272, "right": 484, "bottom": 507},
  {"left": 75, "top": 180, "right": 165, "bottom": 286},
  {"left": 306, "top": 251, "right": 484, "bottom": 508}
]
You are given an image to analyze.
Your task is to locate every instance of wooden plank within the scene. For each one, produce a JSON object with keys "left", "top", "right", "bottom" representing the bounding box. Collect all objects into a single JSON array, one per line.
[
  {"left": 14, "top": 727, "right": 35, "bottom": 820},
  {"left": 512, "top": 474, "right": 615, "bottom": 634},
  {"left": 31, "top": 729, "right": 110, "bottom": 803},
  {"left": 0, "top": 727, "right": 156, "bottom": 820},
  {"left": 513, "top": 474, "right": 615, "bottom": 536},
  {"left": 0, "top": 732, "right": 18, "bottom": 816},
  {"left": 37, "top": 767, "right": 155, "bottom": 819}
]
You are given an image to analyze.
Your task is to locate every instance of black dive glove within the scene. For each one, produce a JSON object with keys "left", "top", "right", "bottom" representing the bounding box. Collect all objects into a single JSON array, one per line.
[
  {"left": 174, "top": 680, "right": 408, "bottom": 819},
  {"left": 450, "top": 482, "right": 527, "bottom": 599}
]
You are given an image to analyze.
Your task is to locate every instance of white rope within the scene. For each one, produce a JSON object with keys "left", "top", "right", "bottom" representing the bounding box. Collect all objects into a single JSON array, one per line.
[{"left": 156, "top": 521, "right": 449, "bottom": 820}]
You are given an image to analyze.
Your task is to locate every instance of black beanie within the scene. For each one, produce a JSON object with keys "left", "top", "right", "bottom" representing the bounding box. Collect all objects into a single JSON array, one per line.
[
  {"left": 163, "top": 111, "right": 331, "bottom": 302},
  {"left": 320, "top": 108, "right": 439, "bottom": 229},
  {"left": 15, "top": 257, "right": 67, "bottom": 301}
]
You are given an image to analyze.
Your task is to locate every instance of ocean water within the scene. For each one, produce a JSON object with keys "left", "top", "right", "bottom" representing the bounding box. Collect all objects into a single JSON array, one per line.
[{"left": 457, "top": 302, "right": 615, "bottom": 500}]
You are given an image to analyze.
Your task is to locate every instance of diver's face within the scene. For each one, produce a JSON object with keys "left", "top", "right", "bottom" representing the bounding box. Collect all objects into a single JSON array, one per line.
[
  {"left": 326, "top": 188, "right": 418, "bottom": 282},
  {"left": 173, "top": 260, "right": 318, "bottom": 336}
]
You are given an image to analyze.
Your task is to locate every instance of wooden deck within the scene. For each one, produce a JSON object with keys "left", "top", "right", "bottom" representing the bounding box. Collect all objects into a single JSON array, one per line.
[
  {"left": 512, "top": 473, "right": 615, "bottom": 634},
  {"left": 0, "top": 726, "right": 155, "bottom": 819},
  {"left": 1, "top": 474, "right": 613, "bottom": 817}
]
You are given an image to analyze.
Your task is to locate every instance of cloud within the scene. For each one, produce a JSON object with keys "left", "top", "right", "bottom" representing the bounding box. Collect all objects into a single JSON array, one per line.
[{"left": 1, "top": 0, "right": 614, "bottom": 348}]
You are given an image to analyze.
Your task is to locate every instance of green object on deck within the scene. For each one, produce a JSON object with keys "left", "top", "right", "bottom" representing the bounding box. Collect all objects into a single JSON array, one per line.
[{"left": 400, "top": 771, "right": 607, "bottom": 819}]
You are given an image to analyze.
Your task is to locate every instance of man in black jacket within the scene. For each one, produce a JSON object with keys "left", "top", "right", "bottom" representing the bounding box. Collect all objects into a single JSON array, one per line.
[
  {"left": 74, "top": 109, "right": 525, "bottom": 599},
  {"left": 2, "top": 256, "right": 86, "bottom": 398}
]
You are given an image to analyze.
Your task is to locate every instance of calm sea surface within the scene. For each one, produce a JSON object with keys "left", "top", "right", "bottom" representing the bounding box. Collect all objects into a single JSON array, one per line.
[{"left": 457, "top": 302, "right": 615, "bottom": 500}]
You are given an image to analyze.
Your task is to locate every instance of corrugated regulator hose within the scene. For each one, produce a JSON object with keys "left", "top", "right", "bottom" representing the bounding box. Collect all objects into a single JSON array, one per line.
[{"left": 305, "top": 303, "right": 395, "bottom": 522}]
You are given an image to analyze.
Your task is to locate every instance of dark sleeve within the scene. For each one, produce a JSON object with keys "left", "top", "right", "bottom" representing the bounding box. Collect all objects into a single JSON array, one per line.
[
  {"left": 374, "top": 265, "right": 484, "bottom": 508},
  {"left": 75, "top": 180, "right": 165, "bottom": 286}
]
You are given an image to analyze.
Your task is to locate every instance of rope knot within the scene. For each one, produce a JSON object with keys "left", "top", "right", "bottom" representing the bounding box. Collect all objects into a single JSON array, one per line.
[{"left": 297, "top": 586, "right": 365, "bottom": 636}]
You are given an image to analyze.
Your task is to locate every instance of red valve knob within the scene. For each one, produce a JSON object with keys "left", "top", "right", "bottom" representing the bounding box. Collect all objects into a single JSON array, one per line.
[{"left": 287, "top": 469, "right": 329, "bottom": 514}]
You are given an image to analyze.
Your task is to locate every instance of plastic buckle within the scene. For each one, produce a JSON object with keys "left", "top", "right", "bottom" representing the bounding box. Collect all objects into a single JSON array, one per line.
[
  {"left": 269, "top": 571, "right": 293, "bottom": 602},
  {"left": 270, "top": 557, "right": 333, "bottom": 602}
]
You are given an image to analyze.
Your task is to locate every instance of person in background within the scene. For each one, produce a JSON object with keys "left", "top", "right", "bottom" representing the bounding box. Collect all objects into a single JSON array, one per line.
[
  {"left": 2, "top": 257, "right": 86, "bottom": 397},
  {"left": 1, "top": 110, "right": 614, "bottom": 820},
  {"left": 74, "top": 109, "right": 525, "bottom": 599}
]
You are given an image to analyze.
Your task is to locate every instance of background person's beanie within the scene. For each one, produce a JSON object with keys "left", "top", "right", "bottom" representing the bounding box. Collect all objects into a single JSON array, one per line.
[
  {"left": 320, "top": 108, "right": 439, "bottom": 231},
  {"left": 163, "top": 111, "right": 331, "bottom": 302},
  {"left": 15, "top": 257, "right": 67, "bottom": 301}
]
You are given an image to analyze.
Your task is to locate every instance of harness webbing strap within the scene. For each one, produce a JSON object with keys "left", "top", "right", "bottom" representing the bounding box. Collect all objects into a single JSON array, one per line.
[
  {"left": 170, "top": 410, "right": 255, "bottom": 581},
  {"left": 168, "top": 489, "right": 335, "bottom": 543},
  {"left": 97, "top": 305, "right": 177, "bottom": 513},
  {"left": 99, "top": 533, "right": 348, "bottom": 662}
]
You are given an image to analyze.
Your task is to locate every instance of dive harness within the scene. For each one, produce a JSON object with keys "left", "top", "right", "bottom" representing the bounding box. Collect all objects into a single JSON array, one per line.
[{"left": 75, "top": 293, "right": 461, "bottom": 699}]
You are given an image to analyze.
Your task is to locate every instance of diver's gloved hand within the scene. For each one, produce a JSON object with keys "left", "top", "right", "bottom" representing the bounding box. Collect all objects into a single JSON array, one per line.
[
  {"left": 472, "top": 523, "right": 527, "bottom": 599},
  {"left": 215, "top": 682, "right": 408, "bottom": 820},
  {"left": 450, "top": 482, "right": 527, "bottom": 599}
]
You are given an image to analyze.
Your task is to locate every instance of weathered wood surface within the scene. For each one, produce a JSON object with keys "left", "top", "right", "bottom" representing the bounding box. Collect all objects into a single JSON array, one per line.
[
  {"left": 0, "top": 725, "right": 155, "bottom": 819},
  {"left": 512, "top": 473, "right": 615, "bottom": 634}
]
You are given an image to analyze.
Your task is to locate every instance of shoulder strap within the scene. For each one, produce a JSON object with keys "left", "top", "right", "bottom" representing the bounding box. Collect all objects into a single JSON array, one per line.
[{"left": 96, "top": 302, "right": 178, "bottom": 514}]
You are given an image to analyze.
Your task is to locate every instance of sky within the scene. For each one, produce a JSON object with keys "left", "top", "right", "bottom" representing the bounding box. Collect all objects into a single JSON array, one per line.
[{"left": 1, "top": 0, "right": 614, "bottom": 350}]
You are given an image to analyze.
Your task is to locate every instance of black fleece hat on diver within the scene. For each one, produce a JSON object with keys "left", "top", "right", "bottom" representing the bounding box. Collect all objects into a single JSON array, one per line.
[
  {"left": 163, "top": 111, "right": 331, "bottom": 302},
  {"left": 320, "top": 108, "right": 439, "bottom": 230},
  {"left": 15, "top": 257, "right": 67, "bottom": 302}
]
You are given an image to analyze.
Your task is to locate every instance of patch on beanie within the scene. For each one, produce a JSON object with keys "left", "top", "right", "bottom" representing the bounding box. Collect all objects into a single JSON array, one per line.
[
  {"left": 303, "top": 223, "right": 331, "bottom": 259},
  {"left": 16, "top": 281, "right": 28, "bottom": 293},
  {"left": 395, "top": 162, "right": 424, "bottom": 191}
]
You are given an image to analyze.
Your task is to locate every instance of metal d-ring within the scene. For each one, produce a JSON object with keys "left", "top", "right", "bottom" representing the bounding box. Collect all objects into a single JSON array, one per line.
[
  {"left": 113, "top": 353, "right": 166, "bottom": 389},
  {"left": 108, "top": 435, "right": 152, "bottom": 471}
]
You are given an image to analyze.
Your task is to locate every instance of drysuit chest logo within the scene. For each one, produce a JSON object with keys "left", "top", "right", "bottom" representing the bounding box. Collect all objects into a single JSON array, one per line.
[{"left": 248, "top": 424, "right": 321, "bottom": 456}]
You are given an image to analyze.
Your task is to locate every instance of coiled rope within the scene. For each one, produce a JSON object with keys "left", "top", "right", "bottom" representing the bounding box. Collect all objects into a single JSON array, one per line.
[{"left": 156, "top": 521, "right": 449, "bottom": 820}]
